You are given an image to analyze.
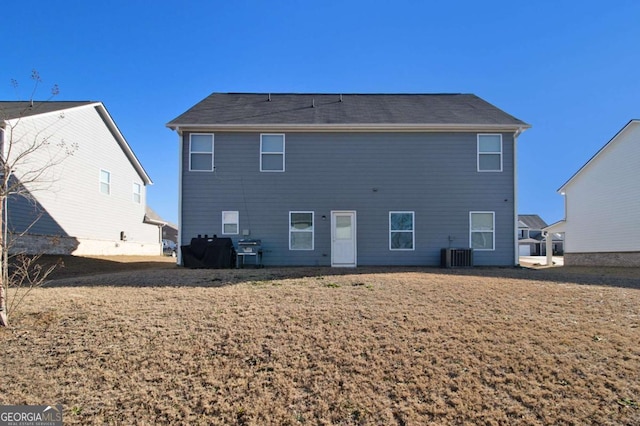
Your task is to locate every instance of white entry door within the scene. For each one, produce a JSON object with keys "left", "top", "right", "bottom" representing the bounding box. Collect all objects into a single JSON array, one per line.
[{"left": 331, "top": 211, "right": 357, "bottom": 267}]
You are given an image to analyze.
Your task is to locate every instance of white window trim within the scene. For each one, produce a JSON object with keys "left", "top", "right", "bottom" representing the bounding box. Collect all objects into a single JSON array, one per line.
[
  {"left": 477, "top": 134, "right": 503, "bottom": 172},
  {"left": 289, "top": 211, "right": 314, "bottom": 250},
  {"left": 260, "top": 133, "right": 285, "bottom": 172},
  {"left": 222, "top": 211, "right": 239, "bottom": 235},
  {"left": 389, "top": 211, "right": 415, "bottom": 251},
  {"left": 132, "top": 182, "right": 141, "bottom": 204},
  {"left": 99, "top": 169, "right": 111, "bottom": 195},
  {"left": 189, "top": 133, "right": 215, "bottom": 172},
  {"left": 470, "top": 211, "right": 495, "bottom": 251}
]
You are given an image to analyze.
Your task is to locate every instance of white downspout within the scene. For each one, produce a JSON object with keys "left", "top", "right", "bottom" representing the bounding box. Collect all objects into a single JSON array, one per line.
[
  {"left": 176, "top": 126, "right": 183, "bottom": 266},
  {"left": 158, "top": 223, "right": 165, "bottom": 256},
  {"left": 513, "top": 128, "right": 522, "bottom": 266}
]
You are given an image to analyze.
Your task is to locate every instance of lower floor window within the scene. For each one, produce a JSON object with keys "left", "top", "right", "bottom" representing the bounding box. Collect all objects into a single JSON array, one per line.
[
  {"left": 470, "top": 211, "right": 495, "bottom": 250},
  {"left": 390, "top": 211, "right": 414, "bottom": 250},
  {"left": 290, "top": 211, "right": 314, "bottom": 250},
  {"left": 222, "top": 211, "right": 239, "bottom": 234}
]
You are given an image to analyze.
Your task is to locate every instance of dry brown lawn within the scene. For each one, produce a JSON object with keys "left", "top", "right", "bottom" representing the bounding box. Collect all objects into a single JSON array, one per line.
[{"left": 1, "top": 257, "right": 639, "bottom": 425}]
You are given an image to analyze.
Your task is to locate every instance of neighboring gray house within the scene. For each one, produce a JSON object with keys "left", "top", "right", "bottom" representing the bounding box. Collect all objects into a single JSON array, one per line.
[
  {"left": 167, "top": 93, "right": 529, "bottom": 267},
  {"left": 162, "top": 223, "right": 178, "bottom": 243},
  {"left": 0, "top": 101, "right": 162, "bottom": 255},
  {"left": 518, "top": 214, "right": 563, "bottom": 256}
]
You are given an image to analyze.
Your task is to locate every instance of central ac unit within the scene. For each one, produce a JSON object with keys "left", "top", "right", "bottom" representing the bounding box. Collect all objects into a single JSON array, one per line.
[{"left": 441, "top": 248, "right": 473, "bottom": 268}]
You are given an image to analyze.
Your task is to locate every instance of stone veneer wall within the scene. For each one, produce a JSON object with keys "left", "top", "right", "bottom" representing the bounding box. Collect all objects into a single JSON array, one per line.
[
  {"left": 9, "top": 234, "right": 161, "bottom": 256},
  {"left": 565, "top": 252, "right": 640, "bottom": 267},
  {"left": 9, "top": 234, "right": 79, "bottom": 255}
]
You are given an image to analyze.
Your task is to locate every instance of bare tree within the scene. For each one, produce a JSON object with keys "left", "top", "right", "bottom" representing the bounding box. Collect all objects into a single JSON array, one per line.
[{"left": 0, "top": 70, "right": 76, "bottom": 326}]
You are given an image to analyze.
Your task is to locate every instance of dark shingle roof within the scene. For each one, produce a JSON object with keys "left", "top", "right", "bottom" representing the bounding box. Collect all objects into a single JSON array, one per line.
[
  {"left": 167, "top": 93, "right": 529, "bottom": 129},
  {"left": 518, "top": 215, "right": 549, "bottom": 230},
  {"left": 144, "top": 206, "right": 168, "bottom": 226},
  {"left": 0, "top": 101, "right": 95, "bottom": 121}
]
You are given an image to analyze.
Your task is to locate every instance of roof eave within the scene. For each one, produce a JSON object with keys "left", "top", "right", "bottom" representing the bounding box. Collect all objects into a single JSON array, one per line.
[
  {"left": 2, "top": 101, "right": 101, "bottom": 125},
  {"left": 95, "top": 104, "right": 153, "bottom": 186},
  {"left": 167, "top": 122, "right": 530, "bottom": 133},
  {"left": 543, "top": 220, "right": 566, "bottom": 233},
  {"left": 144, "top": 216, "right": 167, "bottom": 226}
]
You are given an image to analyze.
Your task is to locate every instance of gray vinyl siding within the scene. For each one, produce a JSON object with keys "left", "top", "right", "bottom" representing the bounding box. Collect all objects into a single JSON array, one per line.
[{"left": 181, "top": 131, "right": 516, "bottom": 266}]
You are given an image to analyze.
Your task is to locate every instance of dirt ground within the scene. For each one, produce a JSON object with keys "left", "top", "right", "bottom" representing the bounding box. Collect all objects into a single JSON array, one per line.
[
  {"left": 41, "top": 254, "right": 177, "bottom": 280},
  {"left": 0, "top": 256, "right": 639, "bottom": 425}
]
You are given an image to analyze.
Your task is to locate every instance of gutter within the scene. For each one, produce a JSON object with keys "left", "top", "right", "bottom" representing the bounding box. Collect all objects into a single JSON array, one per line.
[
  {"left": 166, "top": 122, "right": 531, "bottom": 133},
  {"left": 143, "top": 216, "right": 167, "bottom": 226},
  {"left": 543, "top": 220, "right": 566, "bottom": 234}
]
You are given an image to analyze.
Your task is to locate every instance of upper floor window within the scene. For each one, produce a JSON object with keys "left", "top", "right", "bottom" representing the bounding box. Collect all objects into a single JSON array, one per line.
[
  {"left": 190, "top": 134, "right": 214, "bottom": 171},
  {"left": 390, "top": 211, "right": 415, "bottom": 250},
  {"left": 133, "top": 182, "right": 141, "bottom": 204},
  {"left": 100, "top": 169, "right": 111, "bottom": 195},
  {"left": 289, "top": 211, "right": 313, "bottom": 250},
  {"left": 470, "top": 211, "right": 495, "bottom": 251},
  {"left": 222, "top": 211, "right": 239, "bottom": 235},
  {"left": 477, "top": 134, "right": 502, "bottom": 172},
  {"left": 261, "top": 134, "right": 285, "bottom": 172}
]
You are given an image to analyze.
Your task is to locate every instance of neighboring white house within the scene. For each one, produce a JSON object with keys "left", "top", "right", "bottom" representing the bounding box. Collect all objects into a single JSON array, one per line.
[
  {"left": 545, "top": 119, "right": 640, "bottom": 266},
  {"left": 0, "top": 101, "right": 162, "bottom": 255}
]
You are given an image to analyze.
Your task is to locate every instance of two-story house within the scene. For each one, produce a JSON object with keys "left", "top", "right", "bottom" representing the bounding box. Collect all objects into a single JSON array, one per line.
[
  {"left": 167, "top": 93, "right": 529, "bottom": 266},
  {"left": 545, "top": 119, "right": 640, "bottom": 266},
  {"left": 0, "top": 101, "right": 162, "bottom": 255},
  {"left": 518, "top": 214, "right": 563, "bottom": 256}
]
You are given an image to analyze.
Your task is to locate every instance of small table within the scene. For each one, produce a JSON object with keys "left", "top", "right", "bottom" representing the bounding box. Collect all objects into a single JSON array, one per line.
[{"left": 236, "top": 250, "right": 263, "bottom": 268}]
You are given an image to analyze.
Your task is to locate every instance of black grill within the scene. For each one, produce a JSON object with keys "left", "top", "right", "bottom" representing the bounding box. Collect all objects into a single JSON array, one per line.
[{"left": 181, "top": 235, "right": 236, "bottom": 269}]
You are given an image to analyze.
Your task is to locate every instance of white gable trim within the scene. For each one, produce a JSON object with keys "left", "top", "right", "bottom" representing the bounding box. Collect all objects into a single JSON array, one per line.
[
  {"left": 543, "top": 220, "right": 566, "bottom": 234},
  {"left": 3, "top": 102, "right": 152, "bottom": 186},
  {"left": 93, "top": 103, "right": 153, "bottom": 186},
  {"left": 558, "top": 119, "right": 640, "bottom": 194}
]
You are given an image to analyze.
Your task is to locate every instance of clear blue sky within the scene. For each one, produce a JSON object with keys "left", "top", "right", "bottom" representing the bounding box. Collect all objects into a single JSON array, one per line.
[{"left": 2, "top": 0, "right": 639, "bottom": 226}]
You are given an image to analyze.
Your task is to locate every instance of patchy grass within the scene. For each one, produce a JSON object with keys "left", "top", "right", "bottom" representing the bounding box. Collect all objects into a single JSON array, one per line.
[{"left": 0, "top": 262, "right": 639, "bottom": 425}]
